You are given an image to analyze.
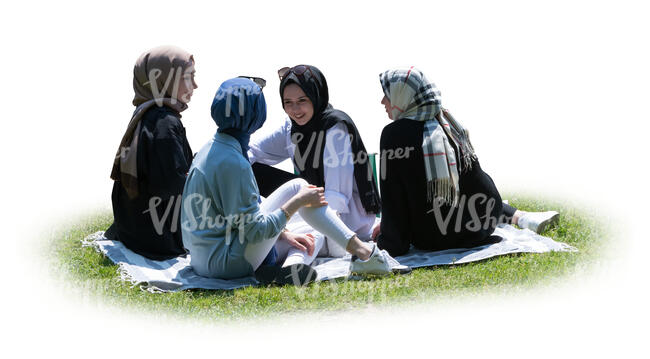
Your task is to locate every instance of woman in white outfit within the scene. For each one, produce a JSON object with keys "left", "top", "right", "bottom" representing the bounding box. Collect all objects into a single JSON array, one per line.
[{"left": 248, "top": 65, "right": 382, "bottom": 262}]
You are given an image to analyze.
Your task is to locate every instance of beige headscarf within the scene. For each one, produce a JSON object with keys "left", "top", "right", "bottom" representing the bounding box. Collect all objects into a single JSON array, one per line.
[{"left": 110, "top": 45, "right": 194, "bottom": 199}]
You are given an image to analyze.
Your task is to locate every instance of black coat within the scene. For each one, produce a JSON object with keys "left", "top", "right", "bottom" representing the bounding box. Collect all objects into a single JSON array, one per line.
[
  {"left": 377, "top": 119, "right": 504, "bottom": 256},
  {"left": 107, "top": 105, "right": 193, "bottom": 260}
]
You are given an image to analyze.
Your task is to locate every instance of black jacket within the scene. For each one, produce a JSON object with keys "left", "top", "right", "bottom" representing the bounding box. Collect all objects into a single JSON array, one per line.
[
  {"left": 107, "top": 105, "right": 193, "bottom": 260},
  {"left": 377, "top": 119, "right": 504, "bottom": 256}
]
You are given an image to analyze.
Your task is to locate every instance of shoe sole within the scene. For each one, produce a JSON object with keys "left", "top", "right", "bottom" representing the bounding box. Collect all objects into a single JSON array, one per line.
[
  {"left": 535, "top": 212, "right": 560, "bottom": 234},
  {"left": 392, "top": 266, "right": 412, "bottom": 275},
  {"left": 255, "top": 263, "right": 317, "bottom": 286},
  {"left": 350, "top": 265, "right": 412, "bottom": 276},
  {"left": 275, "top": 264, "right": 318, "bottom": 286}
]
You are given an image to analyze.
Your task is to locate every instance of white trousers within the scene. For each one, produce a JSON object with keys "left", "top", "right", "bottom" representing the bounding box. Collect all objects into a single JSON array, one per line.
[{"left": 243, "top": 178, "right": 356, "bottom": 270}]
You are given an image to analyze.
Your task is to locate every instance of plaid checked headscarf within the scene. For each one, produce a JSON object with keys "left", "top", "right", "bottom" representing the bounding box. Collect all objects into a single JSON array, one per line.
[{"left": 379, "top": 66, "right": 476, "bottom": 206}]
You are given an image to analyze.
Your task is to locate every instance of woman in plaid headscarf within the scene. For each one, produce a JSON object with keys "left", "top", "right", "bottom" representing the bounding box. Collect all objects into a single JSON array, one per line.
[{"left": 373, "top": 67, "right": 558, "bottom": 256}]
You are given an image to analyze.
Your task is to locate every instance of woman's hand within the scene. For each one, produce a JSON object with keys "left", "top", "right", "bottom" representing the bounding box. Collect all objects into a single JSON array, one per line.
[
  {"left": 371, "top": 223, "right": 381, "bottom": 240},
  {"left": 282, "top": 231, "right": 316, "bottom": 256},
  {"left": 280, "top": 185, "right": 328, "bottom": 221},
  {"left": 296, "top": 185, "right": 328, "bottom": 208}
]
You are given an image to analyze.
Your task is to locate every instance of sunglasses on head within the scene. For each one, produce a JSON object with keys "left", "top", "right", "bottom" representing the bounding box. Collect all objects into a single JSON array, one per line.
[
  {"left": 277, "top": 65, "right": 315, "bottom": 81},
  {"left": 237, "top": 76, "right": 266, "bottom": 89}
]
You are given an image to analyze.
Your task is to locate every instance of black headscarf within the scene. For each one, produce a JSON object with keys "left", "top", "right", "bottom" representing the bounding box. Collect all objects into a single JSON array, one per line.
[{"left": 280, "top": 65, "right": 381, "bottom": 214}]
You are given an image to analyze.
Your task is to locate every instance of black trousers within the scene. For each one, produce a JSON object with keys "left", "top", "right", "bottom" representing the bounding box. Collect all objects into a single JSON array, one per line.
[
  {"left": 252, "top": 162, "right": 300, "bottom": 198},
  {"left": 376, "top": 119, "right": 516, "bottom": 256}
]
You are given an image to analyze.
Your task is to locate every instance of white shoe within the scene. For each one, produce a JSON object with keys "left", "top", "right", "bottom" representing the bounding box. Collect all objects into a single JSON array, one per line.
[
  {"left": 384, "top": 251, "right": 412, "bottom": 274},
  {"left": 350, "top": 244, "right": 411, "bottom": 275},
  {"left": 517, "top": 211, "right": 560, "bottom": 234}
]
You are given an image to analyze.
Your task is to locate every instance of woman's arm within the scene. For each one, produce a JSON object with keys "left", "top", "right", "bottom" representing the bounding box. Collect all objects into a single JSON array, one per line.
[
  {"left": 217, "top": 159, "right": 326, "bottom": 244},
  {"left": 322, "top": 122, "right": 355, "bottom": 215},
  {"left": 376, "top": 124, "right": 412, "bottom": 256},
  {"left": 145, "top": 114, "right": 191, "bottom": 200},
  {"left": 248, "top": 118, "right": 294, "bottom": 165},
  {"left": 217, "top": 160, "right": 287, "bottom": 244}
]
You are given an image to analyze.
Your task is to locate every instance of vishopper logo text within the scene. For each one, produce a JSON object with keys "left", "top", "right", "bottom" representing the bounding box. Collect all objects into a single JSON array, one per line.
[
  {"left": 181, "top": 193, "right": 263, "bottom": 246},
  {"left": 147, "top": 66, "right": 192, "bottom": 106},
  {"left": 428, "top": 193, "right": 510, "bottom": 235},
  {"left": 114, "top": 66, "right": 194, "bottom": 161},
  {"left": 213, "top": 83, "right": 263, "bottom": 118},
  {"left": 291, "top": 128, "right": 415, "bottom": 181},
  {"left": 142, "top": 193, "right": 267, "bottom": 246},
  {"left": 290, "top": 266, "right": 413, "bottom": 294}
]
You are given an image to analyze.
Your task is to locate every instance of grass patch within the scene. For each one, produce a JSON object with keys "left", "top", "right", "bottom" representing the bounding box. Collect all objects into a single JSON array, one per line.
[{"left": 48, "top": 196, "right": 608, "bottom": 320}]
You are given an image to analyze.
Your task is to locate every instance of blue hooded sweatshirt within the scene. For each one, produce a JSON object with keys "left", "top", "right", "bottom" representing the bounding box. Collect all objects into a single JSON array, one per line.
[{"left": 180, "top": 78, "right": 287, "bottom": 279}]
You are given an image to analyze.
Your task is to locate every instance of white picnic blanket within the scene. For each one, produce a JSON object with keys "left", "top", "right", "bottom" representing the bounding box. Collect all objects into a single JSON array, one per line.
[{"left": 82, "top": 224, "right": 576, "bottom": 292}]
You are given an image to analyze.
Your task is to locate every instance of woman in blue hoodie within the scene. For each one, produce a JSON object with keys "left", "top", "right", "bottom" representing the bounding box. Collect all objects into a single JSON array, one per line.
[{"left": 181, "top": 78, "right": 402, "bottom": 283}]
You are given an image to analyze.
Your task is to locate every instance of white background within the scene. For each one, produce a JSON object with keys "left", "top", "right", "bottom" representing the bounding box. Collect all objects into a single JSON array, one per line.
[{"left": 2, "top": 0, "right": 649, "bottom": 357}]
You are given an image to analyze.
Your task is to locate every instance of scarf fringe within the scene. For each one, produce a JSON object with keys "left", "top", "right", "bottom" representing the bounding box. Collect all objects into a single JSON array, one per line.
[
  {"left": 427, "top": 178, "right": 458, "bottom": 207},
  {"left": 461, "top": 152, "right": 475, "bottom": 172},
  {"left": 441, "top": 109, "right": 477, "bottom": 172}
]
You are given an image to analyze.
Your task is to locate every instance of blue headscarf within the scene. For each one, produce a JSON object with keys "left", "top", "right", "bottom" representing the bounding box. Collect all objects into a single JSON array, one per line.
[{"left": 211, "top": 78, "right": 267, "bottom": 160}]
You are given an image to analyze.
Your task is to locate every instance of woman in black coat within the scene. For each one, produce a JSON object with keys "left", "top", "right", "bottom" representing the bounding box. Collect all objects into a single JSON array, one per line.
[
  {"left": 106, "top": 45, "right": 197, "bottom": 260},
  {"left": 373, "top": 67, "right": 558, "bottom": 256}
]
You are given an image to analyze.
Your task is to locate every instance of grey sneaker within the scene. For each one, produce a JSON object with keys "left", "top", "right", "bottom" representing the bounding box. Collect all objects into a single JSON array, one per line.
[
  {"left": 518, "top": 211, "right": 560, "bottom": 234},
  {"left": 350, "top": 244, "right": 411, "bottom": 275}
]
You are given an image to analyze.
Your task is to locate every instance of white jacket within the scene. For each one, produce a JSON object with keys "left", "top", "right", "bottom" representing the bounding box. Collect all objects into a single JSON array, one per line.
[{"left": 248, "top": 118, "right": 378, "bottom": 241}]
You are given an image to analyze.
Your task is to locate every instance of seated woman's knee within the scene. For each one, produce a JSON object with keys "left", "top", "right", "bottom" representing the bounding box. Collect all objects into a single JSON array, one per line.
[{"left": 289, "top": 178, "right": 309, "bottom": 190}]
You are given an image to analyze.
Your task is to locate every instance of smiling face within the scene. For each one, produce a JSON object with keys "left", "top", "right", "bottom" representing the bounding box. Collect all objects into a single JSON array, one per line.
[
  {"left": 282, "top": 83, "right": 314, "bottom": 125},
  {"left": 176, "top": 61, "right": 198, "bottom": 104},
  {"left": 381, "top": 95, "right": 393, "bottom": 120}
]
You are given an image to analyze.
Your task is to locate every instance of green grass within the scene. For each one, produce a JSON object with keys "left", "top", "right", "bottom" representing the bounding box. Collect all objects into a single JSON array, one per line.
[{"left": 47, "top": 195, "right": 609, "bottom": 321}]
